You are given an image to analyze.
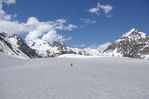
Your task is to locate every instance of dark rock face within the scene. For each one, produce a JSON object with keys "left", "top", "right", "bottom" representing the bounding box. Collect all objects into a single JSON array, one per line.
[
  {"left": 10, "top": 34, "right": 40, "bottom": 58},
  {"left": 0, "top": 32, "right": 7, "bottom": 38},
  {"left": 104, "top": 28, "right": 149, "bottom": 58},
  {"left": 0, "top": 33, "right": 18, "bottom": 55}
]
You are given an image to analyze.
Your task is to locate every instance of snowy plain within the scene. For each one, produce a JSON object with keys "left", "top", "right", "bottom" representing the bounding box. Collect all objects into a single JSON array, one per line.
[{"left": 0, "top": 53, "right": 149, "bottom": 99}]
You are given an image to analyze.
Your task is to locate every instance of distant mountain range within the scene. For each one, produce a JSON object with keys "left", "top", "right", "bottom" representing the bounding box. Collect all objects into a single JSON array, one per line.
[
  {"left": 0, "top": 28, "right": 149, "bottom": 59},
  {"left": 0, "top": 32, "right": 87, "bottom": 58}
]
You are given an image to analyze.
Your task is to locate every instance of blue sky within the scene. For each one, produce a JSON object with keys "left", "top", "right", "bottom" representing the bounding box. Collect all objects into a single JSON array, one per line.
[{"left": 2, "top": 0, "right": 149, "bottom": 48}]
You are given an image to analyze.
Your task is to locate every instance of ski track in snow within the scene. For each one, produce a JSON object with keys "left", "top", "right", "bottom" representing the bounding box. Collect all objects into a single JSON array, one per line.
[{"left": 0, "top": 54, "right": 149, "bottom": 99}]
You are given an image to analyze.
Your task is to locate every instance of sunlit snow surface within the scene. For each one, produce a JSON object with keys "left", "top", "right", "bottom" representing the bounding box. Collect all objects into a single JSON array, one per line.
[{"left": 0, "top": 53, "right": 149, "bottom": 99}]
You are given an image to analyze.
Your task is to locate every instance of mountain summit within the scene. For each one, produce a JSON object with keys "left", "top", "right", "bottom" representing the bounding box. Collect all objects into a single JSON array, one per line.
[{"left": 103, "top": 28, "right": 149, "bottom": 59}]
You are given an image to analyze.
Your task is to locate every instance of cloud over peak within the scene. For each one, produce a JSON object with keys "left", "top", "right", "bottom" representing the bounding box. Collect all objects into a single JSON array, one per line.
[
  {"left": 25, "top": 17, "right": 76, "bottom": 44},
  {"left": 27, "top": 17, "right": 39, "bottom": 25}
]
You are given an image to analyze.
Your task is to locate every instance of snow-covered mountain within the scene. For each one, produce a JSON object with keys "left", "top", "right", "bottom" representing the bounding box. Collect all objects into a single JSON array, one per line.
[
  {"left": 27, "top": 39, "right": 99, "bottom": 57},
  {"left": 103, "top": 28, "right": 149, "bottom": 59},
  {"left": 26, "top": 39, "right": 76, "bottom": 57},
  {"left": 68, "top": 47, "right": 101, "bottom": 56},
  {"left": 83, "top": 48, "right": 101, "bottom": 56},
  {"left": 0, "top": 32, "right": 78, "bottom": 58},
  {"left": 0, "top": 32, "right": 39, "bottom": 59},
  {"left": 0, "top": 32, "right": 87, "bottom": 58}
]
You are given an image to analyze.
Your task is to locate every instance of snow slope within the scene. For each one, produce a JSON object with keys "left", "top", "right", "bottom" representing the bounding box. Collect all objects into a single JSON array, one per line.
[
  {"left": 0, "top": 53, "right": 26, "bottom": 68},
  {"left": 0, "top": 54, "right": 149, "bottom": 99}
]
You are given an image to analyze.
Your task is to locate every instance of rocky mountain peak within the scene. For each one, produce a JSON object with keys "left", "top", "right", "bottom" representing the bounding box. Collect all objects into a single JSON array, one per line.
[
  {"left": 104, "top": 28, "right": 149, "bottom": 59},
  {"left": 115, "top": 28, "right": 148, "bottom": 44}
]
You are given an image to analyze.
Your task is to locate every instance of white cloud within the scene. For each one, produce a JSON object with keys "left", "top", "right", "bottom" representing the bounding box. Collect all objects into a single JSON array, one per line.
[
  {"left": 56, "top": 19, "right": 66, "bottom": 24},
  {"left": 25, "top": 18, "right": 73, "bottom": 44},
  {"left": 42, "top": 30, "right": 71, "bottom": 43},
  {"left": 80, "top": 18, "right": 96, "bottom": 24},
  {"left": 100, "top": 4, "right": 113, "bottom": 14},
  {"left": 88, "top": 3, "right": 100, "bottom": 15},
  {"left": 0, "top": 0, "right": 15, "bottom": 11},
  {"left": 0, "top": 0, "right": 27, "bottom": 34},
  {"left": 63, "top": 24, "right": 77, "bottom": 31},
  {"left": 0, "top": 10, "right": 17, "bottom": 20},
  {"left": 88, "top": 8, "right": 100, "bottom": 15},
  {"left": 0, "top": 0, "right": 77, "bottom": 44},
  {"left": 42, "top": 30, "right": 62, "bottom": 42},
  {"left": 0, "top": 20, "right": 28, "bottom": 34},
  {"left": 0, "top": 0, "right": 17, "bottom": 20},
  {"left": 3, "top": 0, "right": 16, "bottom": 5},
  {"left": 88, "top": 2, "right": 113, "bottom": 16},
  {"left": 25, "top": 17, "right": 77, "bottom": 44},
  {"left": 0, "top": 15, "right": 77, "bottom": 43},
  {"left": 54, "top": 19, "right": 77, "bottom": 31},
  {"left": 26, "top": 17, "right": 39, "bottom": 25},
  {"left": 80, "top": 18, "right": 96, "bottom": 28}
]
